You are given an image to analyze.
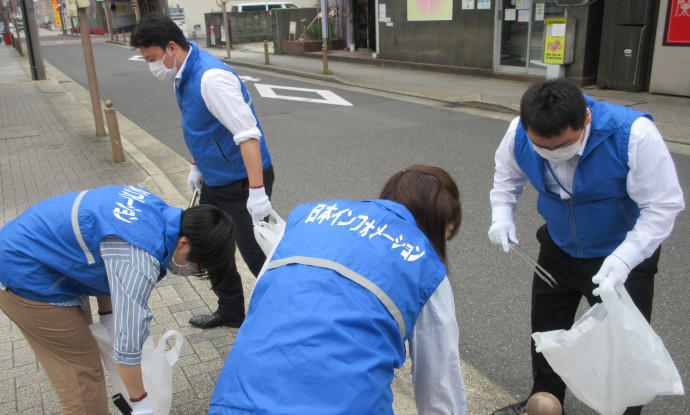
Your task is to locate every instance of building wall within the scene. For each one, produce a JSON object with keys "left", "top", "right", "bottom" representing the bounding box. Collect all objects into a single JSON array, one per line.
[
  {"left": 176, "top": 0, "right": 316, "bottom": 39},
  {"left": 206, "top": 10, "right": 275, "bottom": 45},
  {"left": 171, "top": 0, "right": 218, "bottom": 38},
  {"left": 649, "top": 0, "right": 690, "bottom": 96},
  {"left": 377, "top": 0, "right": 494, "bottom": 68},
  {"left": 563, "top": 2, "right": 603, "bottom": 85}
]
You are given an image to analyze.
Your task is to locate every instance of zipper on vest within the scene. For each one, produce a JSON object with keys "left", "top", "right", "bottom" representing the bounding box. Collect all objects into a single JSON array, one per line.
[
  {"left": 210, "top": 136, "right": 234, "bottom": 168},
  {"left": 568, "top": 199, "right": 583, "bottom": 257},
  {"left": 617, "top": 200, "right": 634, "bottom": 227}
]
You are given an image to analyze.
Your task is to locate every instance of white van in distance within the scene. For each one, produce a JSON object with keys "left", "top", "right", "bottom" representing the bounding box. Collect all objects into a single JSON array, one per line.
[{"left": 231, "top": 2, "right": 298, "bottom": 12}]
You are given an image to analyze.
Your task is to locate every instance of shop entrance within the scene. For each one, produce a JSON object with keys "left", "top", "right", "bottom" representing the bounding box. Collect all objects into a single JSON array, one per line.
[
  {"left": 353, "top": 0, "right": 375, "bottom": 51},
  {"left": 493, "top": 0, "right": 563, "bottom": 75}
]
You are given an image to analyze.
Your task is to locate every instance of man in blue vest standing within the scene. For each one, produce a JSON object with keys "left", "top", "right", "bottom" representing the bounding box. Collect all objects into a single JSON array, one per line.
[
  {"left": 488, "top": 79, "right": 684, "bottom": 415},
  {"left": 131, "top": 15, "right": 275, "bottom": 329},
  {"left": 0, "top": 186, "right": 234, "bottom": 415}
]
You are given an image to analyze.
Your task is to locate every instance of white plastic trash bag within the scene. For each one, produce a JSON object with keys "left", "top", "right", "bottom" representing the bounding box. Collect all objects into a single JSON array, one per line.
[
  {"left": 532, "top": 280, "right": 684, "bottom": 415},
  {"left": 90, "top": 323, "right": 184, "bottom": 415},
  {"left": 253, "top": 209, "right": 286, "bottom": 256}
]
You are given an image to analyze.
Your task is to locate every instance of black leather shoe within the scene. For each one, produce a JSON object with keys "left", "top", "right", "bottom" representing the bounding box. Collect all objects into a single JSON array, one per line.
[
  {"left": 189, "top": 311, "right": 245, "bottom": 329},
  {"left": 492, "top": 400, "right": 527, "bottom": 415}
]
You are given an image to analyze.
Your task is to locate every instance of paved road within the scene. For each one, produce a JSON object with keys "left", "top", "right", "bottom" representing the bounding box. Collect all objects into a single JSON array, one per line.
[{"left": 40, "top": 34, "right": 689, "bottom": 413}]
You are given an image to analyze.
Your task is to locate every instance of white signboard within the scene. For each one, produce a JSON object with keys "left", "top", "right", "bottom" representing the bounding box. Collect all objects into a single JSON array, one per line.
[
  {"left": 505, "top": 8, "right": 516, "bottom": 21},
  {"left": 477, "top": 0, "right": 491, "bottom": 9},
  {"left": 462, "top": 0, "right": 475, "bottom": 9},
  {"left": 516, "top": 0, "right": 531, "bottom": 9},
  {"left": 518, "top": 9, "right": 530, "bottom": 22},
  {"left": 535, "top": 3, "right": 545, "bottom": 21}
]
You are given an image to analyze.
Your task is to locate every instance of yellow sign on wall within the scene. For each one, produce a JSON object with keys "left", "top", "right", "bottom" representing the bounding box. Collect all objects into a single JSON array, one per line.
[
  {"left": 407, "top": 0, "right": 453, "bottom": 21},
  {"left": 51, "top": 0, "right": 62, "bottom": 29},
  {"left": 544, "top": 18, "right": 566, "bottom": 64}
]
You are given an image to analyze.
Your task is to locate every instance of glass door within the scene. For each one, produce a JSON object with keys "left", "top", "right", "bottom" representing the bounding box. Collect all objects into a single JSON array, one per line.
[{"left": 493, "top": 0, "right": 563, "bottom": 75}]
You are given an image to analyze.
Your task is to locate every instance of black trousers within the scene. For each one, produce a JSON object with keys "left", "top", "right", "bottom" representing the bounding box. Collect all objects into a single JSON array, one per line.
[
  {"left": 200, "top": 165, "right": 275, "bottom": 319},
  {"left": 530, "top": 224, "right": 659, "bottom": 415}
]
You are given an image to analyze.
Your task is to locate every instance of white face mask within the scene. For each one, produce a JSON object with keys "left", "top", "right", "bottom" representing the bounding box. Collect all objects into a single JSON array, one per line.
[
  {"left": 533, "top": 130, "right": 585, "bottom": 162},
  {"left": 148, "top": 49, "right": 177, "bottom": 82},
  {"left": 168, "top": 257, "right": 196, "bottom": 277}
]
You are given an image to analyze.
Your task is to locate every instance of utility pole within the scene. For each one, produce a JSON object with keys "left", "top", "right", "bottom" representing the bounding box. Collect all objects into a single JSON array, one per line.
[
  {"left": 59, "top": 1, "right": 67, "bottom": 34},
  {"left": 101, "top": 0, "right": 110, "bottom": 36},
  {"left": 132, "top": 0, "right": 139, "bottom": 23},
  {"left": 319, "top": 0, "right": 329, "bottom": 73},
  {"left": 77, "top": 2, "right": 106, "bottom": 136},
  {"left": 20, "top": 0, "right": 46, "bottom": 79},
  {"left": 219, "top": 0, "right": 231, "bottom": 59}
]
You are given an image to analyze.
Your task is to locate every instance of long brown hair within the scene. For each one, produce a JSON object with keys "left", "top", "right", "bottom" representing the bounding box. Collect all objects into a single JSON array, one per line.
[{"left": 379, "top": 165, "right": 461, "bottom": 262}]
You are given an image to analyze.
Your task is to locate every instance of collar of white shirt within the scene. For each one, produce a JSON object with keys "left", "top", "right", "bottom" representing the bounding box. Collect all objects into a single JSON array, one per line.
[{"left": 175, "top": 43, "right": 193, "bottom": 87}]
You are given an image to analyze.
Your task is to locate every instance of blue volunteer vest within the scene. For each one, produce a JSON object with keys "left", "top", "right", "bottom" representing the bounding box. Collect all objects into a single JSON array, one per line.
[
  {"left": 514, "top": 96, "right": 650, "bottom": 258},
  {"left": 0, "top": 186, "right": 182, "bottom": 303},
  {"left": 175, "top": 42, "right": 271, "bottom": 186},
  {"left": 209, "top": 199, "right": 447, "bottom": 415}
]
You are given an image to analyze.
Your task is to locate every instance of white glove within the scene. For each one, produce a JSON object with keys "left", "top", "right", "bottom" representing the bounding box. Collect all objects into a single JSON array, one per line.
[
  {"left": 130, "top": 395, "right": 154, "bottom": 415},
  {"left": 187, "top": 164, "right": 202, "bottom": 192},
  {"left": 592, "top": 254, "right": 630, "bottom": 296},
  {"left": 488, "top": 220, "right": 518, "bottom": 253},
  {"left": 247, "top": 187, "right": 272, "bottom": 221},
  {"left": 99, "top": 313, "right": 115, "bottom": 338}
]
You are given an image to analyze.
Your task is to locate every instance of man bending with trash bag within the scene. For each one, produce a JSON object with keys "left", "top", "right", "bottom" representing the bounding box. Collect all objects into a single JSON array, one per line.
[
  {"left": 487, "top": 79, "right": 684, "bottom": 415},
  {"left": 0, "top": 186, "right": 234, "bottom": 415}
]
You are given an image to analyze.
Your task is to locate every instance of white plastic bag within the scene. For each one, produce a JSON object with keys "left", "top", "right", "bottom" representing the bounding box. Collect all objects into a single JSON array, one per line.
[
  {"left": 253, "top": 209, "right": 286, "bottom": 256},
  {"left": 532, "top": 281, "right": 684, "bottom": 415},
  {"left": 90, "top": 324, "right": 183, "bottom": 415}
]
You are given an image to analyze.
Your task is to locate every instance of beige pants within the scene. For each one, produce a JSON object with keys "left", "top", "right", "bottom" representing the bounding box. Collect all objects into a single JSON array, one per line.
[{"left": 0, "top": 289, "right": 109, "bottom": 415}]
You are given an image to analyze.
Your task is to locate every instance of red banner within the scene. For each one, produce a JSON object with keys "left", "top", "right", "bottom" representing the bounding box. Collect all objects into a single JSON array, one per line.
[{"left": 664, "top": 0, "right": 690, "bottom": 45}]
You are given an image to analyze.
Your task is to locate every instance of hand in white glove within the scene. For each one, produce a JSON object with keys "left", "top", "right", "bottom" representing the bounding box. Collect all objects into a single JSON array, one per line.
[
  {"left": 247, "top": 187, "right": 271, "bottom": 221},
  {"left": 130, "top": 395, "right": 154, "bottom": 415},
  {"left": 187, "top": 164, "right": 203, "bottom": 192},
  {"left": 99, "top": 313, "right": 115, "bottom": 338},
  {"left": 488, "top": 220, "right": 518, "bottom": 253},
  {"left": 592, "top": 254, "right": 630, "bottom": 296}
]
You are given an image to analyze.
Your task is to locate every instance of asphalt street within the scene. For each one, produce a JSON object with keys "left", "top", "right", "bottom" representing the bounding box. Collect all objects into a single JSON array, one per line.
[{"left": 40, "top": 34, "right": 689, "bottom": 413}]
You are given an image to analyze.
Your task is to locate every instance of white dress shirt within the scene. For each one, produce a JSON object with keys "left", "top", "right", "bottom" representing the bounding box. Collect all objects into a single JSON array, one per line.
[
  {"left": 410, "top": 276, "right": 467, "bottom": 415},
  {"left": 176, "top": 44, "right": 262, "bottom": 145},
  {"left": 490, "top": 115, "right": 685, "bottom": 269}
]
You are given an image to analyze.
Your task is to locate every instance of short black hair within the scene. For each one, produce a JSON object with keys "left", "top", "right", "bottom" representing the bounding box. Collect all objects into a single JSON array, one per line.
[
  {"left": 130, "top": 14, "right": 189, "bottom": 51},
  {"left": 179, "top": 204, "right": 233, "bottom": 288},
  {"left": 520, "top": 79, "right": 587, "bottom": 138}
]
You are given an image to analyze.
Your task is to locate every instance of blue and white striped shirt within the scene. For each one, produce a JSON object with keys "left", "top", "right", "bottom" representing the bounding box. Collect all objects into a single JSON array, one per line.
[
  {"left": 0, "top": 236, "right": 160, "bottom": 365},
  {"left": 99, "top": 235, "right": 160, "bottom": 365}
]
